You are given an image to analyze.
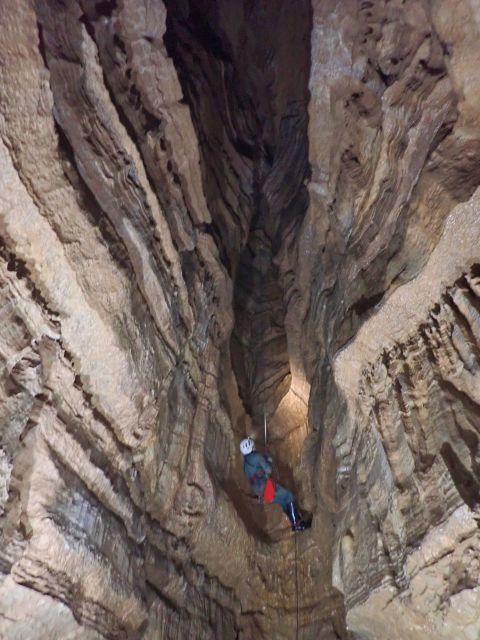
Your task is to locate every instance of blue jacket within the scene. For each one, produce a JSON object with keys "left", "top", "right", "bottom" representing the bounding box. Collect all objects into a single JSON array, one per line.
[{"left": 243, "top": 452, "right": 272, "bottom": 497}]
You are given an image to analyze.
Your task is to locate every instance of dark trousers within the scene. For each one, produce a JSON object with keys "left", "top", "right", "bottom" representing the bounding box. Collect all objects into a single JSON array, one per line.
[{"left": 273, "top": 484, "right": 294, "bottom": 511}]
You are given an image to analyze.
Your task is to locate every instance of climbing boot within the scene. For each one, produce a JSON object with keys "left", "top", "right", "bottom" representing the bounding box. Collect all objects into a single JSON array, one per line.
[{"left": 286, "top": 502, "right": 311, "bottom": 532}]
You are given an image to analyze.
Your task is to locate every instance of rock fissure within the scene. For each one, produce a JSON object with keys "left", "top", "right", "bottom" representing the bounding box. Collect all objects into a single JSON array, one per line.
[{"left": 2, "top": 0, "right": 480, "bottom": 639}]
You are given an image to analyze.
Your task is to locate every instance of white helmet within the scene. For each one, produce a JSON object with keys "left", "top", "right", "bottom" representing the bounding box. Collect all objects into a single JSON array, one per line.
[{"left": 240, "top": 437, "right": 255, "bottom": 455}]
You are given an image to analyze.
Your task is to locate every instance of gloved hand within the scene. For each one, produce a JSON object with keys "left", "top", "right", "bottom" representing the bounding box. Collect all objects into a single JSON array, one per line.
[{"left": 265, "top": 455, "right": 273, "bottom": 464}]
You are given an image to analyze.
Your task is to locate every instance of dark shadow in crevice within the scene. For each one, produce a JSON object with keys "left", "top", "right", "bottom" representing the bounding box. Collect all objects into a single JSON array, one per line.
[
  {"left": 163, "top": 0, "right": 313, "bottom": 541},
  {"left": 440, "top": 441, "right": 480, "bottom": 510}
]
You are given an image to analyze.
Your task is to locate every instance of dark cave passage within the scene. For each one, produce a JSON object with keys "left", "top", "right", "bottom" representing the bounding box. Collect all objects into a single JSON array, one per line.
[
  {"left": 164, "top": 0, "right": 312, "bottom": 459},
  {"left": 163, "top": 0, "right": 313, "bottom": 544}
]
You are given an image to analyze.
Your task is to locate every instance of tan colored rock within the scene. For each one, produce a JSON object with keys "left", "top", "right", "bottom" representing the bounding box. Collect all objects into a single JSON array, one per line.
[{"left": 1, "top": 0, "right": 480, "bottom": 638}]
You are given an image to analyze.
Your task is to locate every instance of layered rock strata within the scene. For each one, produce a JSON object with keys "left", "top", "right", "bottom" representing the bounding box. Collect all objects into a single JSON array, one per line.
[
  {"left": 307, "top": 1, "right": 480, "bottom": 638},
  {"left": 0, "top": 0, "right": 339, "bottom": 638},
  {"left": 1, "top": 0, "right": 480, "bottom": 639}
]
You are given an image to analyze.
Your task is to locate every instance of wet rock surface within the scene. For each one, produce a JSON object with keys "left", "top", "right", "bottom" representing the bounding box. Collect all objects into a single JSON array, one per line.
[{"left": 1, "top": 0, "right": 480, "bottom": 639}]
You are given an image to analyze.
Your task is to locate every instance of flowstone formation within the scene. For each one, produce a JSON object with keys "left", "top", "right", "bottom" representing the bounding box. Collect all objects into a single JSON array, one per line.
[{"left": 1, "top": 1, "right": 480, "bottom": 639}]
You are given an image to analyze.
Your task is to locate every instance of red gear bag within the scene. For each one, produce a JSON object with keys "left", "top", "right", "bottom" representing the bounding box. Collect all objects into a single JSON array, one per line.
[{"left": 263, "top": 478, "right": 276, "bottom": 503}]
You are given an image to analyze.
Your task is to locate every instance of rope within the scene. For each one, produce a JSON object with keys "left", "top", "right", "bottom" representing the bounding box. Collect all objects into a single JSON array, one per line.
[
  {"left": 264, "top": 409, "right": 267, "bottom": 450},
  {"left": 294, "top": 532, "right": 299, "bottom": 640},
  {"left": 264, "top": 408, "right": 299, "bottom": 639}
]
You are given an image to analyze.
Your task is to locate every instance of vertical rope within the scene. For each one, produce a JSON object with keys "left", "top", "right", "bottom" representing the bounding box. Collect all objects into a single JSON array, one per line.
[
  {"left": 264, "top": 409, "right": 267, "bottom": 450},
  {"left": 294, "top": 533, "right": 299, "bottom": 640}
]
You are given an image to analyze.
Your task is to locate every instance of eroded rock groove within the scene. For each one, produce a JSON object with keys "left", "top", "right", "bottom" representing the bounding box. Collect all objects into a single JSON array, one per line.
[
  {"left": 164, "top": 0, "right": 312, "bottom": 439},
  {"left": 2, "top": 1, "right": 480, "bottom": 639}
]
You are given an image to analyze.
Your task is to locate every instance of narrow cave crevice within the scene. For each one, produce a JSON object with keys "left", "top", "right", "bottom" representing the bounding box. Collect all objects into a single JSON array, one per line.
[
  {"left": 161, "top": 1, "right": 314, "bottom": 547},
  {"left": 163, "top": 0, "right": 312, "bottom": 470}
]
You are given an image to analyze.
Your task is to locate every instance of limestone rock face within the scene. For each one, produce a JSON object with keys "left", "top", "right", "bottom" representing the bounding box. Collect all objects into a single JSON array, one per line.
[{"left": 1, "top": 1, "right": 480, "bottom": 639}]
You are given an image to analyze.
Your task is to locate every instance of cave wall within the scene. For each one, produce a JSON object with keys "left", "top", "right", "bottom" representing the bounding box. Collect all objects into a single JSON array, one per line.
[
  {"left": 0, "top": 0, "right": 243, "bottom": 637},
  {"left": 303, "top": 0, "right": 480, "bottom": 637},
  {"left": 164, "top": 0, "right": 312, "bottom": 437},
  {"left": 0, "top": 0, "right": 343, "bottom": 638},
  {"left": 1, "top": 0, "right": 480, "bottom": 639}
]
